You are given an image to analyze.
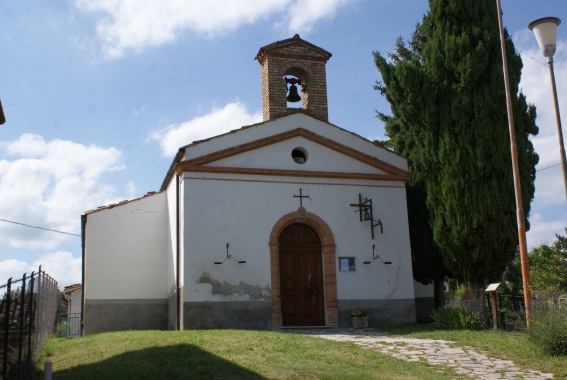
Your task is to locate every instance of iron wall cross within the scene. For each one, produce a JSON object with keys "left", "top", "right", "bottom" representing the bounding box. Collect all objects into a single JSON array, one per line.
[{"left": 294, "top": 188, "right": 309, "bottom": 207}]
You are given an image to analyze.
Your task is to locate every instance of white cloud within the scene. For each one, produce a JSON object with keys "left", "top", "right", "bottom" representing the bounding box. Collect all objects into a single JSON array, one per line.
[
  {"left": 150, "top": 102, "right": 262, "bottom": 157},
  {"left": 0, "top": 259, "right": 32, "bottom": 285},
  {"left": 284, "top": 0, "right": 354, "bottom": 34},
  {"left": 35, "top": 251, "right": 82, "bottom": 287},
  {"left": 0, "top": 134, "right": 123, "bottom": 249},
  {"left": 74, "top": 0, "right": 354, "bottom": 59},
  {"left": 0, "top": 251, "right": 81, "bottom": 289},
  {"left": 526, "top": 213, "right": 566, "bottom": 248}
]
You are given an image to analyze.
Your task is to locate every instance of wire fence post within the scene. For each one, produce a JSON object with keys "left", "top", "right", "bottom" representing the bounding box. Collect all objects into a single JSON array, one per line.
[
  {"left": 27, "top": 272, "right": 35, "bottom": 372},
  {"left": 17, "top": 273, "right": 27, "bottom": 378},
  {"left": 2, "top": 278, "right": 12, "bottom": 380}
]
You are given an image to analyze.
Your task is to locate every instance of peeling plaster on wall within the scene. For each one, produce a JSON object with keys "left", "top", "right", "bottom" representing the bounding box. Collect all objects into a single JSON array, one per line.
[{"left": 197, "top": 272, "right": 271, "bottom": 302}]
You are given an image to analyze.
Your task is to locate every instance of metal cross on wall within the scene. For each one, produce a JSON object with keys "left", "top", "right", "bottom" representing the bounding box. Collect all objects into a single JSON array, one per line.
[{"left": 294, "top": 188, "right": 309, "bottom": 207}]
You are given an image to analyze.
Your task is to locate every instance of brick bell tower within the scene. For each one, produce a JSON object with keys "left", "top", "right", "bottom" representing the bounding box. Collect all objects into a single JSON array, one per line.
[{"left": 255, "top": 34, "right": 332, "bottom": 122}]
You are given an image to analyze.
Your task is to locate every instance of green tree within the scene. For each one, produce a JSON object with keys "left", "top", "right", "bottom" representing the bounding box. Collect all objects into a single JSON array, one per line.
[
  {"left": 374, "top": 0, "right": 538, "bottom": 309},
  {"left": 501, "top": 248, "right": 523, "bottom": 295},
  {"left": 529, "top": 231, "right": 567, "bottom": 294},
  {"left": 503, "top": 231, "right": 567, "bottom": 296}
]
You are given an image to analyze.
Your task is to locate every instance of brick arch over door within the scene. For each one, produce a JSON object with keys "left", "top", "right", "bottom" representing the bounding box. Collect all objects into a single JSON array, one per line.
[{"left": 269, "top": 207, "right": 338, "bottom": 328}]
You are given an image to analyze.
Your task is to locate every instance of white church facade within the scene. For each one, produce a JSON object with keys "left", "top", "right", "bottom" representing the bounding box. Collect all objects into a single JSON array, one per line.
[{"left": 81, "top": 35, "right": 432, "bottom": 334}]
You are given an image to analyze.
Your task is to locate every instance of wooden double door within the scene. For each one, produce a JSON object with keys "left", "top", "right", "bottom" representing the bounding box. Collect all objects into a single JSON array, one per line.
[{"left": 279, "top": 223, "right": 325, "bottom": 326}]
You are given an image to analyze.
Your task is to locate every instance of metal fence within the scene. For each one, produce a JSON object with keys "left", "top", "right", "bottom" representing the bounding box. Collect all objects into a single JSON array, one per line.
[
  {"left": 0, "top": 267, "right": 58, "bottom": 380},
  {"left": 56, "top": 313, "right": 81, "bottom": 338},
  {"left": 484, "top": 293, "right": 525, "bottom": 330}
]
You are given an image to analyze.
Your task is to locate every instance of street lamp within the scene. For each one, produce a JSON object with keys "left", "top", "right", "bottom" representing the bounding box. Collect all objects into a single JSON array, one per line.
[{"left": 529, "top": 17, "right": 567, "bottom": 202}]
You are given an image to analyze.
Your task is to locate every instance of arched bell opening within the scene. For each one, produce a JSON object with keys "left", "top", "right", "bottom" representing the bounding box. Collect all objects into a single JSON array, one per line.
[{"left": 283, "top": 68, "right": 310, "bottom": 110}]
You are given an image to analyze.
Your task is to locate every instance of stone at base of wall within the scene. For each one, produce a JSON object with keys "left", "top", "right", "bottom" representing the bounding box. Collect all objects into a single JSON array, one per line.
[
  {"left": 84, "top": 298, "right": 418, "bottom": 333},
  {"left": 185, "top": 301, "right": 271, "bottom": 330},
  {"left": 337, "top": 299, "right": 416, "bottom": 327},
  {"left": 85, "top": 299, "right": 167, "bottom": 335}
]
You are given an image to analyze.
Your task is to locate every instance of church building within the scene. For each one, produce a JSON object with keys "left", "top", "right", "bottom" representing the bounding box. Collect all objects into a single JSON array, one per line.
[{"left": 81, "top": 35, "right": 431, "bottom": 335}]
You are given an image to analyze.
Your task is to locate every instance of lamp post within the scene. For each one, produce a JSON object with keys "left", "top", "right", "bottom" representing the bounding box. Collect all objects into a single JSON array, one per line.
[
  {"left": 529, "top": 17, "right": 567, "bottom": 202},
  {"left": 495, "top": 0, "right": 532, "bottom": 326}
]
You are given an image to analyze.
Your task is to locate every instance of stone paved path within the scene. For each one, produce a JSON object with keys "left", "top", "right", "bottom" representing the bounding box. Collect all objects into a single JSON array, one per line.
[{"left": 286, "top": 329, "right": 554, "bottom": 379}]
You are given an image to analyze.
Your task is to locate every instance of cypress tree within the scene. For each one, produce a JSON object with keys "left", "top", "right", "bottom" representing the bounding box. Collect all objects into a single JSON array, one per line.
[{"left": 374, "top": 0, "right": 538, "bottom": 306}]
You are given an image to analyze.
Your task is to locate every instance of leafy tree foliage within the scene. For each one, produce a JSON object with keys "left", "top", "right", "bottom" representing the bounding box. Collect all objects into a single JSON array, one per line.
[
  {"left": 373, "top": 0, "right": 539, "bottom": 301},
  {"left": 500, "top": 248, "right": 523, "bottom": 295},
  {"left": 529, "top": 231, "right": 567, "bottom": 294},
  {"left": 503, "top": 230, "right": 567, "bottom": 295}
]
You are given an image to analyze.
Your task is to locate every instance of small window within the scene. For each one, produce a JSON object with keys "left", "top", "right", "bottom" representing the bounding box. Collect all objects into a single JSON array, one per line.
[
  {"left": 291, "top": 147, "right": 308, "bottom": 164},
  {"left": 338, "top": 257, "right": 356, "bottom": 271}
]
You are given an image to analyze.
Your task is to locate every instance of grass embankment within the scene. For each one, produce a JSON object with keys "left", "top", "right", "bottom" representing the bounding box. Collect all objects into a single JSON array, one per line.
[
  {"left": 36, "top": 329, "right": 453, "bottom": 380},
  {"left": 384, "top": 324, "right": 567, "bottom": 378},
  {"left": 36, "top": 326, "right": 567, "bottom": 379}
]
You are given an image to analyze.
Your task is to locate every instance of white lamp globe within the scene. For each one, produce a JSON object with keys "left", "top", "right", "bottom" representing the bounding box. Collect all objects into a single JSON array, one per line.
[{"left": 529, "top": 17, "right": 561, "bottom": 58}]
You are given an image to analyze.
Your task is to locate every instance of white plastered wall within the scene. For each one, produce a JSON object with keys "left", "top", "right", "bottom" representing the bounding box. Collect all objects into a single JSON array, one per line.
[
  {"left": 85, "top": 192, "right": 168, "bottom": 300},
  {"left": 182, "top": 173, "right": 415, "bottom": 303},
  {"left": 414, "top": 281, "right": 434, "bottom": 298},
  {"left": 67, "top": 288, "right": 82, "bottom": 315}
]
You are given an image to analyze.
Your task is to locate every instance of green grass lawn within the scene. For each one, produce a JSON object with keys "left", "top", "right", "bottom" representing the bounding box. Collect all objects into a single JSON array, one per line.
[
  {"left": 35, "top": 326, "right": 567, "bottom": 379},
  {"left": 36, "top": 329, "right": 454, "bottom": 380}
]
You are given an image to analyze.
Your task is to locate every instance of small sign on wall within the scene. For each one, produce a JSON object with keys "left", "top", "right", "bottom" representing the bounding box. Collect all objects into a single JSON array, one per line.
[{"left": 338, "top": 257, "right": 356, "bottom": 271}]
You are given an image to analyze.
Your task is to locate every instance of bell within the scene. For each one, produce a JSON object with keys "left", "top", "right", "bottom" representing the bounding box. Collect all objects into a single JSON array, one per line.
[
  {"left": 286, "top": 84, "right": 301, "bottom": 103},
  {"left": 363, "top": 209, "right": 371, "bottom": 221}
]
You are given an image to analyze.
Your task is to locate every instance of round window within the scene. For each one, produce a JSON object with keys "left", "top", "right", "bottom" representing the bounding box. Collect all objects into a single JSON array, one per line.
[{"left": 291, "top": 147, "right": 308, "bottom": 164}]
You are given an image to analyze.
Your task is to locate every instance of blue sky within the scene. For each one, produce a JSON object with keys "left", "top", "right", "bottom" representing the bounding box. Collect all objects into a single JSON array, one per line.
[{"left": 1, "top": 0, "right": 566, "bottom": 288}]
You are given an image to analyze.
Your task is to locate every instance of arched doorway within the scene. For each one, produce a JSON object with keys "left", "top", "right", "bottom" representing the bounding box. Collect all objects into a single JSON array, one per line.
[
  {"left": 269, "top": 207, "right": 338, "bottom": 328},
  {"left": 279, "top": 223, "right": 324, "bottom": 326}
]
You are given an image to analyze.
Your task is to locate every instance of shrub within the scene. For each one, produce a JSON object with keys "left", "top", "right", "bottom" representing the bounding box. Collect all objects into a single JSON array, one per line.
[
  {"left": 430, "top": 305, "right": 483, "bottom": 330},
  {"left": 504, "top": 303, "right": 527, "bottom": 332},
  {"left": 525, "top": 297, "right": 567, "bottom": 355},
  {"left": 444, "top": 281, "right": 469, "bottom": 302}
]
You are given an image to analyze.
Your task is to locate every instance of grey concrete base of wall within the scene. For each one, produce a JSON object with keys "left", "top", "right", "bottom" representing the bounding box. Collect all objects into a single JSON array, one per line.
[
  {"left": 337, "top": 299, "right": 416, "bottom": 327},
  {"left": 415, "top": 297, "right": 434, "bottom": 323},
  {"left": 185, "top": 301, "right": 271, "bottom": 330},
  {"left": 167, "top": 292, "right": 178, "bottom": 330},
  {"left": 85, "top": 299, "right": 167, "bottom": 335}
]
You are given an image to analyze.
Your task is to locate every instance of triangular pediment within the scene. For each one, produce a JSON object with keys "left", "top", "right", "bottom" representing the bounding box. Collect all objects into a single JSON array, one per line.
[{"left": 174, "top": 128, "right": 410, "bottom": 182}]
